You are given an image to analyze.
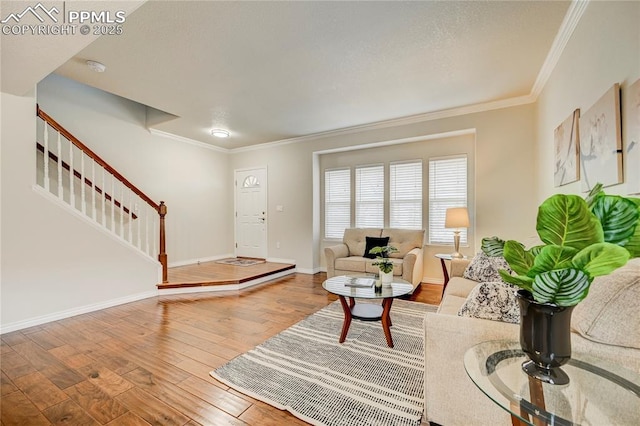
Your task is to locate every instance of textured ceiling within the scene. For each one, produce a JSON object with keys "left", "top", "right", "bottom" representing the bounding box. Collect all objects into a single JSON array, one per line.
[{"left": 53, "top": 0, "right": 571, "bottom": 149}]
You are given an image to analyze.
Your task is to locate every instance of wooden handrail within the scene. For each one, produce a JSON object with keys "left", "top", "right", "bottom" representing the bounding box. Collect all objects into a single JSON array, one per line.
[
  {"left": 36, "top": 142, "right": 138, "bottom": 219},
  {"left": 37, "top": 105, "right": 168, "bottom": 282},
  {"left": 37, "top": 105, "right": 160, "bottom": 212}
]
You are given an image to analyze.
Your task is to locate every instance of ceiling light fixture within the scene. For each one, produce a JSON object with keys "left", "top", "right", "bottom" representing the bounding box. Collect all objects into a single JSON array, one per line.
[
  {"left": 211, "top": 129, "right": 230, "bottom": 138},
  {"left": 86, "top": 60, "right": 106, "bottom": 73}
]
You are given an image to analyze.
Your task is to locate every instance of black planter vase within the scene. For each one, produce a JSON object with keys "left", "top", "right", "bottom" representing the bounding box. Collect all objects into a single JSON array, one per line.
[{"left": 516, "top": 290, "right": 575, "bottom": 385}]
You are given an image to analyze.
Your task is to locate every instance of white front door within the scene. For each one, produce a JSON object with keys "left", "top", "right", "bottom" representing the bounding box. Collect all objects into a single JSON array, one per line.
[{"left": 235, "top": 167, "right": 267, "bottom": 259}]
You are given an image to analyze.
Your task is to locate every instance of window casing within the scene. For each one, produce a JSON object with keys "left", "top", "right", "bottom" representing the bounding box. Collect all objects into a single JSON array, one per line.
[
  {"left": 428, "top": 156, "right": 468, "bottom": 245},
  {"left": 324, "top": 168, "right": 351, "bottom": 239}
]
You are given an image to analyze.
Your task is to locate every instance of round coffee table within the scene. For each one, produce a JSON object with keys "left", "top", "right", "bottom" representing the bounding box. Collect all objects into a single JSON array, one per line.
[{"left": 322, "top": 275, "right": 413, "bottom": 348}]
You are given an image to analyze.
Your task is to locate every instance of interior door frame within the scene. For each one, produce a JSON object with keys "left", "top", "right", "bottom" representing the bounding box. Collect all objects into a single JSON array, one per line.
[{"left": 234, "top": 166, "right": 268, "bottom": 259}]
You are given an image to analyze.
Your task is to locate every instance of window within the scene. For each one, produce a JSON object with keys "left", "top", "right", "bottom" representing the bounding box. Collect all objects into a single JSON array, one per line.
[
  {"left": 355, "top": 165, "right": 384, "bottom": 228},
  {"left": 428, "top": 156, "right": 468, "bottom": 245},
  {"left": 324, "top": 168, "right": 350, "bottom": 239},
  {"left": 390, "top": 161, "right": 422, "bottom": 229}
]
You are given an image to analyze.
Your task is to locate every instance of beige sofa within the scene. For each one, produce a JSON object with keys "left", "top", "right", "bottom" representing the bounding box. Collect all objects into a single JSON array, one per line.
[
  {"left": 324, "top": 228, "right": 425, "bottom": 288},
  {"left": 424, "top": 257, "right": 640, "bottom": 426}
]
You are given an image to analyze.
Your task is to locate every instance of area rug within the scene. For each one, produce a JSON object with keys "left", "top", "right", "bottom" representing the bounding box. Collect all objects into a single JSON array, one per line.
[
  {"left": 211, "top": 299, "right": 437, "bottom": 426},
  {"left": 215, "top": 257, "right": 266, "bottom": 266}
]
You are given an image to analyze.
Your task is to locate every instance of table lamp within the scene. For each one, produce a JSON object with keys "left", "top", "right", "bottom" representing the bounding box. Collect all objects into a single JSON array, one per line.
[{"left": 445, "top": 207, "right": 469, "bottom": 258}]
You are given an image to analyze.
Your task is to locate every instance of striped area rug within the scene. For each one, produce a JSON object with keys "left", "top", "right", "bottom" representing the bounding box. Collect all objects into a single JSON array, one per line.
[{"left": 211, "top": 299, "right": 437, "bottom": 426}]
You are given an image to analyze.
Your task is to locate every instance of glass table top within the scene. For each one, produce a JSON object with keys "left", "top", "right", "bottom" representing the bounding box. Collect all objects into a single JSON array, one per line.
[
  {"left": 322, "top": 275, "right": 413, "bottom": 299},
  {"left": 464, "top": 340, "right": 640, "bottom": 425}
]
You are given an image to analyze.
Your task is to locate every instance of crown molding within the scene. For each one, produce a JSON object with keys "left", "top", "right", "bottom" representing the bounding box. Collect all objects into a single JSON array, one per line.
[
  {"left": 148, "top": 128, "right": 229, "bottom": 153},
  {"left": 530, "top": 0, "right": 590, "bottom": 98}
]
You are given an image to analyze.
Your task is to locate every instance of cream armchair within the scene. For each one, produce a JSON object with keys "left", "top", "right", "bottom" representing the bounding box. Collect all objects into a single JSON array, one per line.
[{"left": 324, "top": 228, "right": 425, "bottom": 288}]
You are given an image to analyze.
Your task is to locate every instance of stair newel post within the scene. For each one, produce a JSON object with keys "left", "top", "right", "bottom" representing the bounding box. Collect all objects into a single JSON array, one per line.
[
  {"left": 43, "top": 122, "right": 50, "bottom": 191},
  {"left": 158, "top": 201, "right": 168, "bottom": 283},
  {"left": 57, "top": 132, "right": 63, "bottom": 199}
]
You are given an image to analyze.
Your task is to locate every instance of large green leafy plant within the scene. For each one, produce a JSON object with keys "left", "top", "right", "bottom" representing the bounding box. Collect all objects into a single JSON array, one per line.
[{"left": 498, "top": 184, "right": 640, "bottom": 307}]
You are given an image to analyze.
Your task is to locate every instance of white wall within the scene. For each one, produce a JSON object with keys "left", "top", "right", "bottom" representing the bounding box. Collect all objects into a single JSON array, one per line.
[
  {"left": 0, "top": 90, "right": 160, "bottom": 332},
  {"left": 37, "top": 74, "right": 234, "bottom": 265},
  {"left": 231, "top": 102, "right": 538, "bottom": 281},
  {"left": 536, "top": 1, "right": 640, "bottom": 201}
]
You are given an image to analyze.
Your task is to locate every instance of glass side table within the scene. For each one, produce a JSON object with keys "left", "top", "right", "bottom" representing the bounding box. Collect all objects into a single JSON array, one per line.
[{"left": 464, "top": 340, "right": 640, "bottom": 425}]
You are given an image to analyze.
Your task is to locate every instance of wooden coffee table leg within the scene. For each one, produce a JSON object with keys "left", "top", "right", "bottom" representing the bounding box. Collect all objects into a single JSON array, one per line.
[
  {"left": 337, "top": 296, "right": 352, "bottom": 343},
  {"left": 381, "top": 298, "right": 394, "bottom": 347}
]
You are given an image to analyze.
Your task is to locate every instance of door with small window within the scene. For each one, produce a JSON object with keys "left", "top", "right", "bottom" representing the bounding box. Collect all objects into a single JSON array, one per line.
[{"left": 235, "top": 168, "right": 267, "bottom": 259}]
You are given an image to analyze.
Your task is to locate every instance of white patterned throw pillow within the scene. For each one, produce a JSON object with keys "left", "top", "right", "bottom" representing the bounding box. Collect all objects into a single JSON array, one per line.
[
  {"left": 458, "top": 281, "right": 520, "bottom": 324},
  {"left": 463, "top": 252, "right": 512, "bottom": 283}
]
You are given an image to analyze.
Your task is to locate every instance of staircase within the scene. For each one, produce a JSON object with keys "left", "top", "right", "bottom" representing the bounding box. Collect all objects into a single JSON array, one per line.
[{"left": 35, "top": 106, "right": 168, "bottom": 282}]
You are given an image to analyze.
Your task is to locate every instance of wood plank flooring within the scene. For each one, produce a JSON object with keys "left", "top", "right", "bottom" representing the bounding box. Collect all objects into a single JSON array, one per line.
[{"left": 1, "top": 273, "right": 442, "bottom": 425}]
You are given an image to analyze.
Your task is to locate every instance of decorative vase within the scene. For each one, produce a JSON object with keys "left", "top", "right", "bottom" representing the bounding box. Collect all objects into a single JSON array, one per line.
[
  {"left": 516, "top": 289, "right": 575, "bottom": 385},
  {"left": 380, "top": 270, "right": 393, "bottom": 286}
]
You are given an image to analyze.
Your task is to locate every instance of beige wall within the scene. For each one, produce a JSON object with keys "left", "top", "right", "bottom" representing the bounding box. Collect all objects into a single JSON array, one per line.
[
  {"left": 231, "top": 102, "right": 538, "bottom": 282},
  {"left": 536, "top": 1, "right": 640, "bottom": 201}
]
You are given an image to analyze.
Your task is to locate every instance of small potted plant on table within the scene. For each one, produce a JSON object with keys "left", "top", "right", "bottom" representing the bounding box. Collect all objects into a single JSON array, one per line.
[{"left": 369, "top": 245, "right": 398, "bottom": 286}]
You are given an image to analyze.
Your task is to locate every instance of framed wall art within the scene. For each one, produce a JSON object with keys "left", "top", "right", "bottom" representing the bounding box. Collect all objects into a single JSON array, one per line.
[
  {"left": 579, "top": 83, "right": 623, "bottom": 191},
  {"left": 554, "top": 109, "right": 580, "bottom": 187},
  {"left": 625, "top": 78, "right": 640, "bottom": 194}
]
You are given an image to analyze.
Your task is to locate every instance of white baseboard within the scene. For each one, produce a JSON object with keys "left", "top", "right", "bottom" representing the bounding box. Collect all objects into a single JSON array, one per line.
[
  {"left": 158, "top": 268, "right": 296, "bottom": 295},
  {"left": 265, "top": 257, "right": 296, "bottom": 264},
  {"left": 168, "top": 253, "right": 235, "bottom": 268},
  {"left": 296, "top": 266, "right": 322, "bottom": 275},
  {"left": 424, "top": 276, "right": 445, "bottom": 285},
  {"left": 0, "top": 290, "right": 158, "bottom": 334}
]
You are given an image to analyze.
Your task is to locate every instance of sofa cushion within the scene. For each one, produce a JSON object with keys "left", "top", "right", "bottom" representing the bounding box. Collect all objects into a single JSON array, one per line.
[
  {"left": 458, "top": 281, "right": 520, "bottom": 324},
  {"left": 437, "top": 294, "right": 468, "bottom": 315},
  {"left": 444, "top": 277, "right": 479, "bottom": 298},
  {"left": 572, "top": 258, "right": 640, "bottom": 350},
  {"left": 463, "top": 252, "right": 511, "bottom": 283},
  {"left": 342, "top": 228, "right": 382, "bottom": 257},
  {"left": 335, "top": 256, "right": 367, "bottom": 273},
  {"left": 363, "top": 236, "right": 390, "bottom": 259},
  {"left": 382, "top": 228, "right": 424, "bottom": 258}
]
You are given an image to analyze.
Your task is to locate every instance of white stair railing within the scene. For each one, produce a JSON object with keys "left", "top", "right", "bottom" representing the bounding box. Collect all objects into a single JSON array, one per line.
[{"left": 36, "top": 106, "right": 168, "bottom": 282}]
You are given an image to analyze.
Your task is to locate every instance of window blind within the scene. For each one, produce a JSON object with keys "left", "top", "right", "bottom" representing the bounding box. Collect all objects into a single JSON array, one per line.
[
  {"left": 390, "top": 161, "right": 422, "bottom": 229},
  {"left": 428, "top": 156, "right": 468, "bottom": 245},
  {"left": 355, "top": 165, "right": 384, "bottom": 228},
  {"left": 325, "top": 168, "right": 351, "bottom": 239}
]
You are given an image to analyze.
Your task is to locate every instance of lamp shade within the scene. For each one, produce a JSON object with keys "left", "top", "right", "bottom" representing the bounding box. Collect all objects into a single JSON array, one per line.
[{"left": 445, "top": 207, "right": 470, "bottom": 228}]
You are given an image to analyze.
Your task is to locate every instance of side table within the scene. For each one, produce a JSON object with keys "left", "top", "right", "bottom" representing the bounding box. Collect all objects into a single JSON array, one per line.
[
  {"left": 464, "top": 340, "right": 640, "bottom": 425},
  {"left": 435, "top": 253, "right": 465, "bottom": 295}
]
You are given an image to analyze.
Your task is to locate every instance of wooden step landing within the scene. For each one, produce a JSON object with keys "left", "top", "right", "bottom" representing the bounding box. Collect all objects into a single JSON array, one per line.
[{"left": 158, "top": 259, "right": 296, "bottom": 289}]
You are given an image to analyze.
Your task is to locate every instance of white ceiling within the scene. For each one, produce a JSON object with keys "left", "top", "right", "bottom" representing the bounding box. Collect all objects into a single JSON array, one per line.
[{"left": 51, "top": 0, "right": 572, "bottom": 150}]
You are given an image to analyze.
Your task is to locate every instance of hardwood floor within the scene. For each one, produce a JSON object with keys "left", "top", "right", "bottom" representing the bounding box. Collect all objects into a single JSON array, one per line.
[{"left": 0, "top": 273, "right": 442, "bottom": 425}]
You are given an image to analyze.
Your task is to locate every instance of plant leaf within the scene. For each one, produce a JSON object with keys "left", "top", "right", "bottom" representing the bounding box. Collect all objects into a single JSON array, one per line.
[
  {"left": 612, "top": 197, "right": 640, "bottom": 257},
  {"left": 585, "top": 182, "right": 604, "bottom": 208},
  {"left": 533, "top": 269, "right": 591, "bottom": 306},
  {"left": 503, "top": 240, "right": 532, "bottom": 275},
  {"left": 529, "top": 245, "right": 545, "bottom": 256},
  {"left": 481, "top": 236, "right": 505, "bottom": 257},
  {"left": 591, "top": 195, "right": 640, "bottom": 246},
  {"left": 571, "top": 242, "right": 630, "bottom": 277},
  {"left": 528, "top": 245, "right": 578, "bottom": 277},
  {"left": 536, "top": 194, "right": 603, "bottom": 249},
  {"left": 499, "top": 270, "right": 533, "bottom": 291}
]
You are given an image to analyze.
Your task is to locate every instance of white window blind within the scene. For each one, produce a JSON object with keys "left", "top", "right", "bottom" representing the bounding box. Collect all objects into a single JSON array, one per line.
[
  {"left": 390, "top": 161, "right": 422, "bottom": 229},
  {"left": 325, "top": 168, "right": 351, "bottom": 239},
  {"left": 428, "top": 156, "right": 468, "bottom": 245},
  {"left": 355, "top": 165, "right": 384, "bottom": 228}
]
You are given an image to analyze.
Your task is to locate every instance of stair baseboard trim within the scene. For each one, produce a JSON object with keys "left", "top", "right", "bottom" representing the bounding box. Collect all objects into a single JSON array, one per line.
[
  {"left": 265, "top": 257, "right": 296, "bottom": 265},
  {"left": 168, "top": 254, "right": 235, "bottom": 268},
  {"left": 32, "top": 184, "right": 160, "bottom": 266},
  {"left": 0, "top": 290, "right": 158, "bottom": 334},
  {"left": 295, "top": 266, "right": 322, "bottom": 275},
  {"left": 158, "top": 269, "right": 295, "bottom": 295}
]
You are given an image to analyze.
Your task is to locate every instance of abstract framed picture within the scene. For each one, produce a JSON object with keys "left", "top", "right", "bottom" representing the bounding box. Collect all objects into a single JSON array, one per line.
[
  {"left": 554, "top": 109, "right": 580, "bottom": 187},
  {"left": 579, "top": 83, "right": 623, "bottom": 191},
  {"left": 625, "top": 78, "right": 640, "bottom": 194}
]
